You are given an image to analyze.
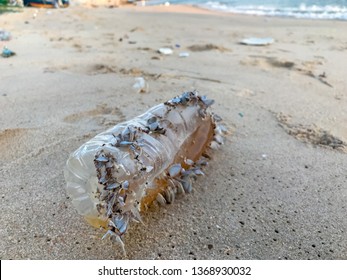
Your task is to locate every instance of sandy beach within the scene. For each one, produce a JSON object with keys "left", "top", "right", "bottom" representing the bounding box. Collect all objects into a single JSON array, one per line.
[{"left": 1, "top": 2, "right": 347, "bottom": 260}]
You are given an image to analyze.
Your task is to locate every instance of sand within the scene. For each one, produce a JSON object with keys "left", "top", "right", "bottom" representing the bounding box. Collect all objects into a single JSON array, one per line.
[{"left": 0, "top": 2, "right": 346, "bottom": 260}]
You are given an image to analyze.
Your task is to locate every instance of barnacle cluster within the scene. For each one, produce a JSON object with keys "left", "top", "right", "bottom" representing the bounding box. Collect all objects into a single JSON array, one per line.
[{"left": 64, "top": 91, "right": 226, "bottom": 250}]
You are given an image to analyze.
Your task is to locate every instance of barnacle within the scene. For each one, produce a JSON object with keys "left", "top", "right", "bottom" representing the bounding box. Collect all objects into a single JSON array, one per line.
[{"left": 64, "top": 91, "right": 225, "bottom": 249}]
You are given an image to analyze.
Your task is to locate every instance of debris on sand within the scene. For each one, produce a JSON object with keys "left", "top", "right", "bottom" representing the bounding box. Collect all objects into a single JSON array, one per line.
[
  {"left": 240, "top": 37, "right": 274, "bottom": 46},
  {"left": 158, "top": 47, "right": 173, "bottom": 55},
  {"left": 1, "top": 47, "right": 16, "bottom": 58}
]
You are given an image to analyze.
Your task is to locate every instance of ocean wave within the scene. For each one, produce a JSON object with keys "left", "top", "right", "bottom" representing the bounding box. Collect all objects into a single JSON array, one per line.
[{"left": 199, "top": 2, "right": 347, "bottom": 20}]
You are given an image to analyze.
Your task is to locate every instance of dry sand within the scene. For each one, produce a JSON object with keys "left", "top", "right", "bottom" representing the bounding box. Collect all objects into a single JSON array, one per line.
[{"left": 0, "top": 3, "right": 347, "bottom": 260}]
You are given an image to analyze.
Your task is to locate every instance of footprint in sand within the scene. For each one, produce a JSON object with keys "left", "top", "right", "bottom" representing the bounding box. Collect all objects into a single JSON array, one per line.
[
  {"left": 276, "top": 113, "right": 346, "bottom": 152},
  {"left": 240, "top": 55, "right": 295, "bottom": 69},
  {"left": 241, "top": 56, "right": 333, "bottom": 87},
  {"left": 0, "top": 128, "right": 33, "bottom": 164},
  {"left": 87, "top": 65, "right": 156, "bottom": 77},
  {"left": 88, "top": 63, "right": 118, "bottom": 75},
  {"left": 44, "top": 63, "right": 117, "bottom": 75},
  {"left": 63, "top": 104, "right": 126, "bottom": 127},
  {"left": 72, "top": 42, "right": 83, "bottom": 52},
  {"left": 129, "top": 27, "right": 145, "bottom": 33},
  {"left": 187, "top": 44, "right": 231, "bottom": 52},
  {"left": 45, "top": 63, "right": 159, "bottom": 79},
  {"left": 49, "top": 37, "right": 74, "bottom": 42}
]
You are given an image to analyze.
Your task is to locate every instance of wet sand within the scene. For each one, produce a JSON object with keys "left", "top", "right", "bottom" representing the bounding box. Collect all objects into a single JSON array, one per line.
[{"left": 0, "top": 3, "right": 347, "bottom": 259}]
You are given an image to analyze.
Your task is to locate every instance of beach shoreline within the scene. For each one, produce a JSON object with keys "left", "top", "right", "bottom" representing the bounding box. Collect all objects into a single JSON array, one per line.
[{"left": 1, "top": 3, "right": 347, "bottom": 259}]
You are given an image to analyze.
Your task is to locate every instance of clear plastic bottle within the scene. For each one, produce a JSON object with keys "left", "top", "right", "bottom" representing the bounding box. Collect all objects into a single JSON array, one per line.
[{"left": 64, "top": 91, "right": 221, "bottom": 241}]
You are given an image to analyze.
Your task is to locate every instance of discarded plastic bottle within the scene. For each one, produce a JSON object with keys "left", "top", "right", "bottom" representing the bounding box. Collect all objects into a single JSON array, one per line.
[{"left": 64, "top": 91, "right": 225, "bottom": 247}]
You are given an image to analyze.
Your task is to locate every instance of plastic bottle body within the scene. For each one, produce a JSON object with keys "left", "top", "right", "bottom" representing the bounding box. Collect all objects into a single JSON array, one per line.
[{"left": 64, "top": 91, "right": 220, "bottom": 239}]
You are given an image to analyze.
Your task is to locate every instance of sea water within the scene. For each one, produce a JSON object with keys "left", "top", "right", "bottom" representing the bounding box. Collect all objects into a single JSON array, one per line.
[
  {"left": 0, "top": 0, "right": 21, "bottom": 14},
  {"left": 147, "top": 0, "right": 347, "bottom": 20},
  {"left": 0, "top": 0, "right": 7, "bottom": 14}
]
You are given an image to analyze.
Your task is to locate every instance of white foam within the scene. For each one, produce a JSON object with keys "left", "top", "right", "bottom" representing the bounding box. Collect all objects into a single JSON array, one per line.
[{"left": 199, "top": 2, "right": 347, "bottom": 20}]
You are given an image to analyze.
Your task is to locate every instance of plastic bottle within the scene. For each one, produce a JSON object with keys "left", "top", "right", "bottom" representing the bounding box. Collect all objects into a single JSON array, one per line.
[{"left": 64, "top": 91, "right": 221, "bottom": 242}]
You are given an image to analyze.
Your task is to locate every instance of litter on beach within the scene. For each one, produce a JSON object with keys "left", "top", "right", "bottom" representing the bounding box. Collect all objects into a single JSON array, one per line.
[
  {"left": 0, "top": 30, "right": 11, "bottom": 41},
  {"left": 1, "top": 47, "right": 16, "bottom": 58},
  {"left": 240, "top": 37, "right": 275, "bottom": 46},
  {"left": 132, "top": 77, "right": 149, "bottom": 93},
  {"left": 179, "top": 52, "right": 189, "bottom": 57},
  {"left": 158, "top": 48, "right": 173, "bottom": 55}
]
